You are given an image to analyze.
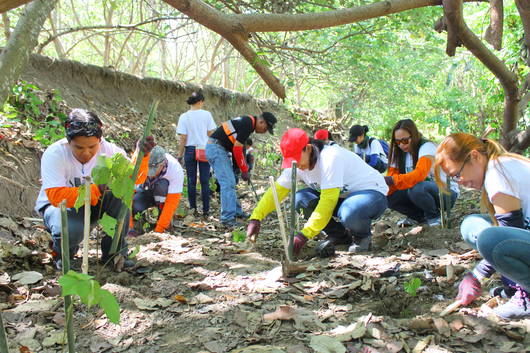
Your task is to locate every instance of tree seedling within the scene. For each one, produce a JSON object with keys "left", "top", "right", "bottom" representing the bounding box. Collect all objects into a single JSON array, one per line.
[
  {"left": 232, "top": 229, "right": 246, "bottom": 242},
  {"left": 404, "top": 277, "right": 422, "bottom": 297}
]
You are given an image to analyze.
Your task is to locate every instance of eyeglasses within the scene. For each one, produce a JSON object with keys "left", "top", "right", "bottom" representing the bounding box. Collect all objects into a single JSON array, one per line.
[
  {"left": 395, "top": 136, "right": 412, "bottom": 145},
  {"left": 450, "top": 154, "right": 471, "bottom": 182}
]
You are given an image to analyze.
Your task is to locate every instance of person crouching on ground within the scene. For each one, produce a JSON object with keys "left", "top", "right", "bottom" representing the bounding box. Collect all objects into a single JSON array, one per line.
[
  {"left": 246, "top": 128, "right": 388, "bottom": 257},
  {"left": 206, "top": 112, "right": 277, "bottom": 228},
  {"left": 35, "top": 109, "right": 155, "bottom": 270},
  {"left": 385, "top": 119, "right": 458, "bottom": 227},
  {"left": 349, "top": 124, "right": 388, "bottom": 173},
  {"left": 314, "top": 129, "right": 336, "bottom": 146},
  {"left": 129, "top": 146, "right": 184, "bottom": 236},
  {"left": 435, "top": 133, "right": 530, "bottom": 320}
]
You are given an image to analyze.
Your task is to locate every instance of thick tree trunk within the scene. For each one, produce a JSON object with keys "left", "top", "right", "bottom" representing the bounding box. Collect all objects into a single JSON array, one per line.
[
  {"left": 0, "top": 0, "right": 58, "bottom": 105},
  {"left": 443, "top": 0, "right": 520, "bottom": 149}
]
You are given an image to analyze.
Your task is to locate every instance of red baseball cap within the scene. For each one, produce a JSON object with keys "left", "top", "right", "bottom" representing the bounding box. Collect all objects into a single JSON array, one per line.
[
  {"left": 314, "top": 129, "right": 329, "bottom": 140},
  {"left": 280, "top": 128, "right": 310, "bottom": 169}
]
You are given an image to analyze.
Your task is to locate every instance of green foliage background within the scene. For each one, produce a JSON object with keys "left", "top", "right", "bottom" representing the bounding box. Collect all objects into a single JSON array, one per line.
[{"left": 1, "top": 0, "right": 528, "bottom": 144}]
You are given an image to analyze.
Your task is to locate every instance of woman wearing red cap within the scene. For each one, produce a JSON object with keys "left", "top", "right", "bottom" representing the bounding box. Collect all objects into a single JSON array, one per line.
[
  {"left": 314, "top": 129, "right": 335, "bottom": 146},
  {"left": 246, "top": 128, "right": 388, "bottom": 257}
]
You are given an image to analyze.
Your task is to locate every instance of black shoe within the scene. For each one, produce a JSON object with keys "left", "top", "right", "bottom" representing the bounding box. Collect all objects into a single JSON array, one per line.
[
  {"left": 220, "top": 220, "right": 244, "bottom": 229},
  {"left": 490, "top": 285, "right": 517, "bottom": 299},
  {"left": 315, "top": 232, "right": 352, "bottom": 258},
  {"left": 348, "top": 236, "right": 372, "bottom": 253},
  {"left": 236, "top": 212, "right": 250, "bottom": 220}
]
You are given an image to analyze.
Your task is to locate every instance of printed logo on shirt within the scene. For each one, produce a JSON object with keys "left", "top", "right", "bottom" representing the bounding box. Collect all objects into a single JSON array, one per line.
[{"left": 71, "top": 177, "right": 89, "bottom": 187}]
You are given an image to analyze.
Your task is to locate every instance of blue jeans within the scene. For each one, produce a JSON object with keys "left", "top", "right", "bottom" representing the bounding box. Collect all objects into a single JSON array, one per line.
[
  {"left": 184, "top": 146, "right": 211, "bottom": 213},
  {"left": 205, "top": 142, "right": 243, "bottom": 222},
  {"left": 388, "top": 180, "right": 457, "bottom": 221},
  {"left": 295, "top": 188, "right": 388, "bottom": 239},
  {"left": 461, "top": 214, "right": 530, "bottom": 292},
  {"left": 132, "top": 179, "right": 169, "bottom": 215},
  {"left": 43, "top": 191, "right": 129, "bottom": 259}
]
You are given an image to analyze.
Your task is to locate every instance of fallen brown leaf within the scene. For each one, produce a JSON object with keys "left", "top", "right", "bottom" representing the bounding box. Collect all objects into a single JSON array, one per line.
[
  {"left": 263, "top": 305, "right": 296, "bottom": 321},
  {"left": 174, "top": 294, "right": 187, "bottom": 304}
]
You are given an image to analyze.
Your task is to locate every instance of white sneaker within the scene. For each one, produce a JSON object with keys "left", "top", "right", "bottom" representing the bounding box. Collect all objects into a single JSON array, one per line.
[
  {"left": 397, "top": 217, "right": 418, "bottom": 227},
  {"left": 427, "top": 217, "right": 441, "bottom": 227}
]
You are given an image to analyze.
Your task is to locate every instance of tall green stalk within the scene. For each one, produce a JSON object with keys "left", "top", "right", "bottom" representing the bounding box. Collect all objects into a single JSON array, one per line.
[
  {"left": 60, "top": 201, "right": 75, "bottom": 353},
  {"left": 109, "top": 101, "right": 159, "bottom": 256}
]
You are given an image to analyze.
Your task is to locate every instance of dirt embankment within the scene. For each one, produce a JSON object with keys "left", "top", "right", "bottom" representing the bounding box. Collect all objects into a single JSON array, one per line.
[{"left": 1, "top": 53, "right": 299, "bottom": 218}]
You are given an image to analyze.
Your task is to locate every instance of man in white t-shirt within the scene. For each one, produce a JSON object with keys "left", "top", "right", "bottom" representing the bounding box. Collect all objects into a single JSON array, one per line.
[
  {"left": 35, "top": 109, "right": 155, "bottom": 270},
  {"left": 129, "top": 146, "right": 184, "bottom": 235}
]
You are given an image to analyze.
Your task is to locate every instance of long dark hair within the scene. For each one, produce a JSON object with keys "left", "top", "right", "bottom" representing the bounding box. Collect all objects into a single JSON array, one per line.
[
  {"left": 388, "top": 119, "right": 423, "bottom": 173},
  {"left": 305, "top": 138, "right": 325, "bottom": 170}
]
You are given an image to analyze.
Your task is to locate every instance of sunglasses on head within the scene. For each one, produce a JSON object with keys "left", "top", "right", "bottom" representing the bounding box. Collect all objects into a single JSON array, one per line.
[{"left": 395, "top": 136, "right": 412, "bottom": 145}]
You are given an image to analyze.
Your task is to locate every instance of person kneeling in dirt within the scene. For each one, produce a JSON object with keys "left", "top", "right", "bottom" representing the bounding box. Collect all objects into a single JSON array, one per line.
[
  {"left": 385, "top": 119, "right": 459, "bottom": 227},
  {"left": 314, "top": 129, "right": 336, "bottom": 146},
  {"left": 349, "top": 125, "right": 388, "bottom": 173},
  {"left": 128, "top": 146, "right": 184, "bottom": 236},
  {"left": 206, "top": 112, "right": 277, "bottom": 228},
  {"left": 35, "top": 109, "right": 155, "bottom": 270},
  {"left": 434, "top": 133, "right": 530, "bottom": 320},
  {"left": 246, "top": 128, "right": 388, "bottom": 257}
]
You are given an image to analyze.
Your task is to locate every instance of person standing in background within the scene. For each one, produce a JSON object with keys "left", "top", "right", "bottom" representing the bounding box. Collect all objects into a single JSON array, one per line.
[{"left": 176, "top": 91, "right": 217, "bottom": 219}]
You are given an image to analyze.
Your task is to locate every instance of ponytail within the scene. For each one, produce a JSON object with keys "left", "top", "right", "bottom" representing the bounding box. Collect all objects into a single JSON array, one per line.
[{"left": 435, "top": 133, "right": 529, "bottom": 225}]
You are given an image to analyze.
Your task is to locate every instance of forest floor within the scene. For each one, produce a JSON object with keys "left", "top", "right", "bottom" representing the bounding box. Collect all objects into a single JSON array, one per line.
[{"left": 1, "top": 180, "right": 530, "bottom": 353}]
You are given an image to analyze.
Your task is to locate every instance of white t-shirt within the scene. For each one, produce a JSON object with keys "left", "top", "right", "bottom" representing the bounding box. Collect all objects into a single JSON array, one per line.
[
  {"left": 392, "top": 141, "right": 459, "bottom": 194},
  {"left": 161, "top": 153, "right": 184, "bottom": 194},
  {"left": 35, "top": 138, "right": 126, "bottom": 213},
  {"left": 484, "top": 156, "right": 530, "bottom": 229},
  {"left": 277, "top": 144, "right": 388, "bottom": 197},
  {"left": 176, "top": 109, "right": 217, "bottom": 147},
  {"left": 354, "top": 138, "right": 388, "bottom": 164}
]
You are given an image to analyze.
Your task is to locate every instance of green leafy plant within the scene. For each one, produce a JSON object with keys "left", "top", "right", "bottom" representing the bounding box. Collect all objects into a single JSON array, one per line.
[
  {"left": 128, "top": 245, "right": 141, "bottom": 259},
  {"left": 2, "top": 81, "right": 67, "bottom": 146},
  {"left": 92, "top": 153, "right": 136, "bottom": 208},
  {"left": 58, "top": 270, "right": 120, "bottom": 324},
  {"left": 404, "top": 277, "right": 422, "bottom": 297},
  {"left": 232, "top": 229, "right": 246, "bottom": 242}
]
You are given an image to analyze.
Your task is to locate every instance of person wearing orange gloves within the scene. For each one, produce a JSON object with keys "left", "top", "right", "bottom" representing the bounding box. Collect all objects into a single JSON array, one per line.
[
  {"left": 129, "top": 146, "right": 183, "bottom": 235},
  {"left": 384, "top": 119, "right": 458, "bottom": 227},
  {"left": 247, "top": 128, "right": 388, "bottom": 257},
  {"left": 35, "top": 109, "right": 154, "bottom": 270}
]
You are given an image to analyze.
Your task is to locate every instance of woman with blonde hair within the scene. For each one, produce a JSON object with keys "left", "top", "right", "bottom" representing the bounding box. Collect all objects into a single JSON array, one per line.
[{"left": 435, "top": 132, "right": 530, "bottom": 320}]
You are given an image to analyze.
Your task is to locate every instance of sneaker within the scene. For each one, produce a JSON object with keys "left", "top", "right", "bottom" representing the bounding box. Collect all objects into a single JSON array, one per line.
[
  {"left": 348, "top": 236, "right": 372, "bottom": 253},
  {"left": 493, "top": 286, "right": 530, "bottom": 320},
  {"left": 127, "top": 229, "right": 140, "bottom": 238},
  {"left": 315, "top": 232, "right": 352, "bottom": 258},
  {"left": 123, "top": 259, "right": 136, "bottom": 268},
  {"left": 397, "top": 217, "right": 419, "bottom": 227},
  {"left": 220, "top": 220, "right": 243, "bottom": 229},
  {"left": 427, "top": 217, "right": 441, "bottom": 227},
  {"left": 54, "top": 256, "right": 78, "bottom": 271},
  {"left": 236, "top": 212, "right": 250, "bottom": 220},
  {"left": 490, "top": 285, "right": 517, "bottom": 299}
]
